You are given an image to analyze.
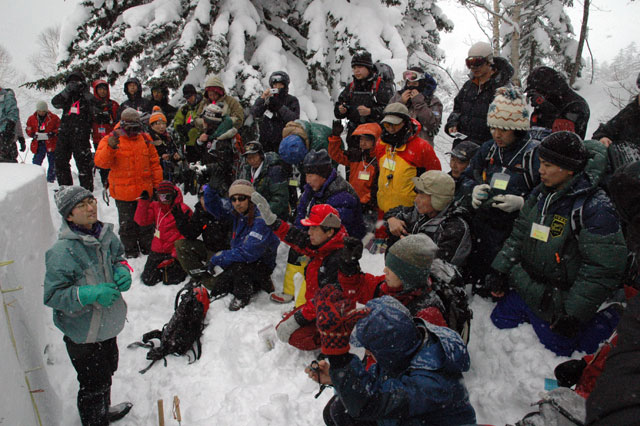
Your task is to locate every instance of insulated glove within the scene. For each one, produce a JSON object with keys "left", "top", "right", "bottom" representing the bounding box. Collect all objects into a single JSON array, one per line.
[
  {"left": 251, "top": 191, "right": 277, "bottom": 226},
  {"left": 471, "top": 184, "right": 491, "bottom": 209},
  {"left": 113, "top": 265, "right": 132, "bottom": 292},
  {"left": 276, "top": 307, "right": 305, "bottom": 343},
  {"left": 18, "top": 136, "right": 26, "bottom": 152},
  {"left": 78, "top": 282, "right": 120, "bottom": 307},
  {"left": 339, "top": 237, "right": 363, "bottom": 276},
  {"left": 551, "top": 314, "right": 581, "bottom": 339},
  {"left": 139, "top": 190, "right": 150, "bottom": 200},
  {"left": 485, "top": 270, "right": 510, "bottom": 295},
  {"left": 554, "top": 359, "right": 587, "bottom": 388},
  {"left": 316, "top": 285, "right": 370, "bottom": 355},
  {"left": 491, "top": 194, "right": 524, "bottom": 213},
  {"left": 331, "top": 120, "right": 344, "bottom": 137}
]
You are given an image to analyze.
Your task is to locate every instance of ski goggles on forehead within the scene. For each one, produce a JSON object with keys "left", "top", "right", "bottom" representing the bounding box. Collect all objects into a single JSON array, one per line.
[
  {"left": 402, "top": 70, "right": 423, "bottom": 82},
  {"left": 465, "top": 56, "right": 488, "bottom": 68}
]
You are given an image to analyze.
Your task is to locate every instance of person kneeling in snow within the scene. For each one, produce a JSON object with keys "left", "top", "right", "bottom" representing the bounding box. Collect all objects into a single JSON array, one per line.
[
  {"left": 135, "top": 181, "right": 192, "bottom": 286},
  {"left": 202, "top": 179, "right": 280, "bottom": 311},
  {"left": 487, "top": 132, "right": 627, "bottom": 357},
  {"left": 306, "top": 289, "right": 477, "bottom": 426},
  {"left": 252, "top": 193, "right": 347, "bottom": 350}
]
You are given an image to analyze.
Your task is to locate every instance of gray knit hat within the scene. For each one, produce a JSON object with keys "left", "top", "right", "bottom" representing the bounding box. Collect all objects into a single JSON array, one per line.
[
  {"left": 55, "top": 186, "right": 94, "bottom": 219},
  {"left": 228, "top": 179, "right": 255, "bottom": 198},
  {"left": 385, "top": 234, "right": 437, "bottom": 291},
  {"left": 120, "top": 107, "right": 140, "bottom": 122},
  {"left": 36, "top": 101, "right": 48, "bottom": 112}
]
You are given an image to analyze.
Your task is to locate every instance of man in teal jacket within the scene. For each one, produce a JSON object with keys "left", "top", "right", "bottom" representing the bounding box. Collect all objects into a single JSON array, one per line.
[
  {"left": 44, "top": 186, "right": 132, "bottom": 425},
  {"left": 487, "top": 132, "right": 627, "bottom": 356}
]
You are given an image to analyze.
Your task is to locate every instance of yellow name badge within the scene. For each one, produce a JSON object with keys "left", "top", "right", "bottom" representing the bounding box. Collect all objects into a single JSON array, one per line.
[
  {"left": 288, "top": 179, "right": 299, "bottom": 187},
  {"left": 382, "top": 158, "right": 396, "bottom": 171},
  {"left": 490, "top": 172, "right": 510, "bottom": 190},
  {"left": 530, "top": 223, "right": 550, "bottom": 242},
  {"left": 358, "top": 171, "right": 370, "bottom": 180},
  {"left": 154, "top": 229, "right": 161, "bottom": 238}
]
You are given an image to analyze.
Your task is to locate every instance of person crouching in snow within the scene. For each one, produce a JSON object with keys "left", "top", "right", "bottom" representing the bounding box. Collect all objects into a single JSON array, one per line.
[
  {"left": 202, "top": 179, "right": 280, "bottom": 311},
  {"left": 252, "top": 193, "right": 347, "bottom": 350},
  {"left": 134, "top": 181, "right": 191, "bottom": 286},
  {"left": 306, "top": 290, "right": 477, "bottom": 426}
]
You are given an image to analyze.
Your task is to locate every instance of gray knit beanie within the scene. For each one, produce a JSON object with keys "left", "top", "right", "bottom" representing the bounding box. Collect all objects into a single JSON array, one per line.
[
  {"left": 385, "top": 234, "right": 437, "bottom": 291},
  {"left": 55, "top": 186, "right": 94, "bottom": 219},
  {"left": 120, "top": 107, "right": 140, "bottom": 122}
]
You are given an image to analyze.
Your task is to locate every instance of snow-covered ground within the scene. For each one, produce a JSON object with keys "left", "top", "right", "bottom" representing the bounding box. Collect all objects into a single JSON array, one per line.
[{"left": 2, "top": 76, "right": 634, "bottom": 425}]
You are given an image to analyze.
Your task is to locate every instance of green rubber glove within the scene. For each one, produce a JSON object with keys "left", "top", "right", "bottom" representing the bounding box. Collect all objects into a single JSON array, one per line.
[
  {"left": 78, "top": 283, "right": 121, "bottom": 307},
  {"left": 113, "top": 266, "right": 132, "bottom": 292}
]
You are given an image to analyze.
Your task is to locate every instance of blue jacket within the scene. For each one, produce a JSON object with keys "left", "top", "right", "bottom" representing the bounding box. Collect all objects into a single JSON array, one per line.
[
  {"left": 203, "top": 186, "right": 279, "bottom": 271},
  {"left": 44, "top": 221, "right": 127, "bottom": 344},
  {"left": 331, "top": 296, "right": 476, "bottom": 426},
  {"left": 295, "top": 169, "right": 366, "bottom": 239}
]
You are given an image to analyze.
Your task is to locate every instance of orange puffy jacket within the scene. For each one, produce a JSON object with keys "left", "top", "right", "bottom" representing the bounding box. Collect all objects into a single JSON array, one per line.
[{"left": 94, "top": 130, "right": 163, "bottom": 201}]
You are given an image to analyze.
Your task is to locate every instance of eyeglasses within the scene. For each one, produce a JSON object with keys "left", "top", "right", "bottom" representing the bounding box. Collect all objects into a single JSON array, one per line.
[
  {"left": 402, "top": 70, "right": 423, "bottom": 82},
  {"left": 158, "top": 192, "right": 174, "bottom": 202},
  {"left": 74, "top": 197, "right": 97, "bottom": 211},
  {"left": 230, "top": 195, "right": 248, "bottom": 203},
  {"left": 465, "top": 56, "right": 488, "bottom": 68}
]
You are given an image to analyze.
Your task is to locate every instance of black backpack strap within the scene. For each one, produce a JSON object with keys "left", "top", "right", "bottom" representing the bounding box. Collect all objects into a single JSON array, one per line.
[
  {"left": 522, "top": 147, "right": 536, "bottom": 191},
  {"left": 570, "top": 194, "right": 587, "bottom": 235}
]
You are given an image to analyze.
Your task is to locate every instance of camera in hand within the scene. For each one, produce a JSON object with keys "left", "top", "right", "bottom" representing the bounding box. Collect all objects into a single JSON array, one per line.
[{"left": 270, "top": 88, "right": 279, "bottom": 95}]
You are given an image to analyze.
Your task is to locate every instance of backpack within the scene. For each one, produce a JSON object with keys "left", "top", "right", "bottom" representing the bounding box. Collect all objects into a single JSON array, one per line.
[
  {"left": 128, "top": 283, "right": 209, "bottom": 373},
  {"left": 514, "top": 387, "right": 586, "bottom": 426}
]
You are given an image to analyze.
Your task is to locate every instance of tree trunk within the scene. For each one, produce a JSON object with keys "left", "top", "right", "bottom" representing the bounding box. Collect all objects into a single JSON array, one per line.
[
  {"left": 510, "top": 0, "right": 522, "bottom": 85},
  {"left": 493, "top": 0, "right": 500, "bottom": 56},
  {"left": 570, "top": 0, "right": 590, "bottom": 85}
]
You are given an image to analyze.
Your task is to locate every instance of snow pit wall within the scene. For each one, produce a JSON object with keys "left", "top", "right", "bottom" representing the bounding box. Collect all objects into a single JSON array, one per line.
[{"left": 0, "top": 164, "right": 61, "bottom": 425}]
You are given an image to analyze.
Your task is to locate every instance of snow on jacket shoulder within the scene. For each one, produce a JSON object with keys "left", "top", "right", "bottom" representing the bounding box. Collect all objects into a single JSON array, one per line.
[
  {"left": 95, "top": 131, "right": 163, "bottom": 201},
  {"left": 43, "top": 221, "right": 127, "bottom": 344},
  {"left": 134, "top": 183, "right": 192, "bottom": 257}
]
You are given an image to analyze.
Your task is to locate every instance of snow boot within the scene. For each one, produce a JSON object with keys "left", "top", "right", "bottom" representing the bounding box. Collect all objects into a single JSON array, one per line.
[{"left": 108, "top": 402, "right": 133, "bottom": 423}]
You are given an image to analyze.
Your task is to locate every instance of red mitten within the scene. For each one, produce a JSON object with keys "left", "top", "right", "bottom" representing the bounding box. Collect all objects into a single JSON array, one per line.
[{"left": 315, "top": 285, "right": 370, "bottom": 355}]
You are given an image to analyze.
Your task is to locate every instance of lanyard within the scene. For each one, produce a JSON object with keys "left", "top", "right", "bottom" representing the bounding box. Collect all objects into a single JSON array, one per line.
[
  {"left": 497, "top": 141, "right": 529, "bottom": 173},
  {"left": 361, "top": 155, "right": 376, "bottom": 171},
  {"left": 251, "top": 162, "right": 264, "bottom": 183},
  {"left": 540, "top": 192, "right": 557, "bottom": 224}
]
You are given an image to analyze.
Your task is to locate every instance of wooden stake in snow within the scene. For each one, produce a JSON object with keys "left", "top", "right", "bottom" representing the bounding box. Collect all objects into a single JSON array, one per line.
[
  {"left": 158, "top": 399, "right": 164, "bottom": 426},
  {"left": 173, "top": 395, "right": 182, "bottom": 424}
]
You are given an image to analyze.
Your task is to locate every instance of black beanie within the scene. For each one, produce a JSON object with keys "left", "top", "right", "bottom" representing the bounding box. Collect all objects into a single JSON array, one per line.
[
  {"left": 302, "top": 149, "right": 333, "bottom": 178},
  {"left": 538, "top": 131, "right": 588, "bottom": 172}
]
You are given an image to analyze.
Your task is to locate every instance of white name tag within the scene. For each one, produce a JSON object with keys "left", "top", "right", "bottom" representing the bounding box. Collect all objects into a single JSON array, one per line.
[
  {"left": 249, "top": 231, "right": 263, "bottom": 241},
  {"left": 98, "top": 127, "right": 106, "bottom": 134},
  {"left": 37, "top": 132, "right": 48, "bottom": 141},
  {"left": 358, "top": 171, "right": 370, "bottom": 180},
  {"left": 530, "top": 223, "right": 550, "bottom": 242},
  {"left": 263, "top": 110, "right": 274, "bottom": 119},
  {"left": 289, "top": 179, "right": 299, "bottom": 187},
  {"left": 382, "top": 158, "right": 396, "bottom": 171},
  {"left": 154, "top": 229, "right": 161, "bottom": 239}
]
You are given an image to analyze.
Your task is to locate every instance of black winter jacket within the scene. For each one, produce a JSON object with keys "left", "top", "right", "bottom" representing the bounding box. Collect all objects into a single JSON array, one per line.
[
  {"left": 51, "top": 79, "right": 94, "bottom": 143},
  {"left": 592, "top": 96, "right": 640, "bottom": 146},
  {"left": 250, "top": 93, "right": 300, "bottom": 153},
  {"left": 172, "top": 201, "right": 231, "bottom": 253},
  {"left": 384, "top": 202, "right": 472, "bottom": 267},
  {"left": 445, "top": 57, "right": 514, "bottom": 144},
  {"left": 117, "top": 77, "right": 152, "bottom": 120}
]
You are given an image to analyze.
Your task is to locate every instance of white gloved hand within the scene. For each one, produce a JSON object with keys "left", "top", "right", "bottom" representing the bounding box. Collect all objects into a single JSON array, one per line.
[
  {"left": 251, "top": 191, "right": 277, "bottom": 226},
  {"left": 471, "top": 184, "right": 491, "bottom": 209},
  {"left": 491, "top": 194, "right": 525, "bottom": 212}
]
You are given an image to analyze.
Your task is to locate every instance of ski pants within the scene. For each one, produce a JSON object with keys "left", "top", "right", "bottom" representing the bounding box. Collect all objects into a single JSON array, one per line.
[
  {"left": 141, "top": 251, "right": 187, "bottom": 286},
  {"left": 32, "top": 141, "right": 56, "bottom": 182},
  {"left": 55, "top": 133, "right": 94, "bottom": 191},
  {"left": 323, "top": 395, "right": 376, "bottom": 426},
  {"left": 115, "top": 200, "right": 153, "bottom": 257},
  {"left": 64, "top": 336, "right": 118, "bottom": 426},
  {"left": 210, "top": 261, "right": 274, "bottom": 302},
  {"left": 491, "top": 290, "right": 620, "bottom": 357}
]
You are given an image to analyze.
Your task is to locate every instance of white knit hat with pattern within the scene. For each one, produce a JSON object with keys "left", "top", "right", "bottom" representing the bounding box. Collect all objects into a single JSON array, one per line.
[{"left": 487, "top": 87, "right": 531, "bottom": 131}]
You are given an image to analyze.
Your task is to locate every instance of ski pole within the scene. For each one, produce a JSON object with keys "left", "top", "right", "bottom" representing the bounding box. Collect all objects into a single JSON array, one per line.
[
  {"left": 172, "top": 395, "right": 182, "bottom": 425},
  {"left": 157, "top": 399, "right": 164, "bottom": 426}
]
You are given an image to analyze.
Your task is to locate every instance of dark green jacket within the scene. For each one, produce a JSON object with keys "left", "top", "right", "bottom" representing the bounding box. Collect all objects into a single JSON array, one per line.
[
  {"left": 238, "top": 152, "right": 289, "bottom": 219},
  {"left": 492, "top": 140, "right": 627, "bottom": 323}
]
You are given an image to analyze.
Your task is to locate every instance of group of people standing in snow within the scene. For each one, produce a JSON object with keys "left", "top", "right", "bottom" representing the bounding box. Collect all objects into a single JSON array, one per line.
[{"left": 6, "top": 40, "right": 635, "bottom": 424}]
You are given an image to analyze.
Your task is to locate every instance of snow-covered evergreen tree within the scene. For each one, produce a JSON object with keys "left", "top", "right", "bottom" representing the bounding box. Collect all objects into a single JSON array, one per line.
[
  {"left": 29, "top": 0, "right": 452, "bottom": 122},
  {"left": 501, "top": 0, "right": 578, "bottom": 79}
]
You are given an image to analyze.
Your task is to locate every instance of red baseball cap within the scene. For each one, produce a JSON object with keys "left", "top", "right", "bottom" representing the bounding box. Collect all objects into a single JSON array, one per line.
[{"left": 300, "top": 204, "right": 341, "bottom": 228}]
